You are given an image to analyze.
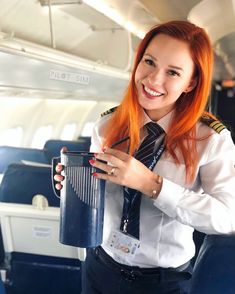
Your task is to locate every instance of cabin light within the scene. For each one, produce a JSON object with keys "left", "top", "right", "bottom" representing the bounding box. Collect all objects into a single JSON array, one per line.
[
  {"left": 83, "top": 0, "right": 145, "bottom": 39},
  {"left": 221, "top": 79, "right": 235, "bottom": 88}
]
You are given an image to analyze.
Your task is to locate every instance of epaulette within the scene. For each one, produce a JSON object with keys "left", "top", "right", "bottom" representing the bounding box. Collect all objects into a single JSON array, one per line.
[
  {"left": 101, "top": 106, "right": 117, "bottom": 117},
  {"left": 201, "top": 115, "right": 226, "bottom": 134}
]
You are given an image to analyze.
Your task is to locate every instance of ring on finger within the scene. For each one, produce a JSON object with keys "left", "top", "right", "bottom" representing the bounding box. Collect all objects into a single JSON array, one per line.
[{"left": 108, "top": 167, "right": 117, "bottom": 176}]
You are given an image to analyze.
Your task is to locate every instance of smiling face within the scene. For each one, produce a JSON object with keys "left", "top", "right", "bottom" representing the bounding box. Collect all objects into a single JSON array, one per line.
[{"left": 134, "top": 33, "right": 197, "bottom": 121}]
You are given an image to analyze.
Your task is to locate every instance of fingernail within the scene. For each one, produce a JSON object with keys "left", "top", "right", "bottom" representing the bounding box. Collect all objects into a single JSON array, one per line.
[
  {"left": 89, "top": 159, "right": 95, "bottom": 164},
  {"left": 54, "top": 175, "right": 64, "bottom": 181},
  {"left": 55, "top": 183, "right": 63, "bottom": 190},
  {"left": 55, "top": 164, "right": 62, "bottom": 172},
  {"left": 92, "top": 173, "right": 97, "bottom": 177}
]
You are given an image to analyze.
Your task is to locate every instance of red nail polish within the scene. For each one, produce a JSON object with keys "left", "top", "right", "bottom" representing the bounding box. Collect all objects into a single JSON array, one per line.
[
  {"left": 89, "top": 159, "right": 95, "bottom": 164},
  {"left": 92, "top": 173, "right": 97, "bottom": 177}
]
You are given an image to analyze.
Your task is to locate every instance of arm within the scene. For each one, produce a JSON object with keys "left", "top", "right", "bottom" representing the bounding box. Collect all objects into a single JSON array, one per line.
[
  {"left": 154, "top": 131, "right": 235, "bottom": 234},
  {"left": 90, "top": 120, "right": 103, "bottom": 152}
]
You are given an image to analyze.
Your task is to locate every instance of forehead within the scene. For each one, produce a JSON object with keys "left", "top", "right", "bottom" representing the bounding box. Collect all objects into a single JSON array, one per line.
[{"left": 144, "top": 33, "right": 194, "bottom": 69}]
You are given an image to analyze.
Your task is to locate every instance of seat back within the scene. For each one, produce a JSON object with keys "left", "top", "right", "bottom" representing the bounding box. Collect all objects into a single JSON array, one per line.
[
  {"left": 190, "top": 234, "right": 235, "bottom": 294},
  {"left": 43, "top": 138, "right": 91, "bottom": 161},
  {"left": 0, "top": 146, "right": 50, "bottom": 173},
  {"left": 0, "top": 277, "right": 5, "bottom": 294},
  {"left": 0, "top": 203, "right": 83, "bottom": 294},
  {"left": 0, "top": 280, "right": 6, "bottom": 294},
  {"left": 0, "top": 162, "right": 60, "bottom": 266},
  {"left": 0, "top": 162, "right": 59, "bottom": 207}
]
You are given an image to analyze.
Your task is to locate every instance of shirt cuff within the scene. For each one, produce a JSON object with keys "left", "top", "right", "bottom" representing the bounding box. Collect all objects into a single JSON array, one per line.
[{"left": 153, "top": 178, "right": 185, "bottom": 218}]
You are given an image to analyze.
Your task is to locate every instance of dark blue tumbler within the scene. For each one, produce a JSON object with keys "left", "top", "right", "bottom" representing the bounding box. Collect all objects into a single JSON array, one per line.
[{"left": 52, "top": 151, "right": 105, "bottom": 248}]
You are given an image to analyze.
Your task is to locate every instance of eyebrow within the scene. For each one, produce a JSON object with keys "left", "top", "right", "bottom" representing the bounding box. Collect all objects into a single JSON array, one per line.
[
  {"left": 144, "top": 53, "right": 184, "bottom": 72},
  {"left": 168, "top": 65, "right": 184, "bottom": 72}
]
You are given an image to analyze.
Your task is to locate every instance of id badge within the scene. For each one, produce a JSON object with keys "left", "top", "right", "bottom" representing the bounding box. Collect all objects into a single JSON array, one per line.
[{"left": 107, "top": 229, "right": 141, "bottom": 260}]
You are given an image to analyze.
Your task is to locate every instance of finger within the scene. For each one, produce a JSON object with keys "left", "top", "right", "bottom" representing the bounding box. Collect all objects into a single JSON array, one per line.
[
  {"left": 55, "top": 183, "right": 63, "bottom": 190},
  {"left": 92, "top": 172, "right": 119, "bottom": 183},
  {"left": 55, "top": 163, "right": 64, "bottom": 173},
  {"left": 90, "top": 158, "right": 114, "bottom": 174},
  {"left": 60, "top": 146, "right": 68, "bottom": 153},
  {"left": 94, "top": 152, "right": 127, "bottom": 168},
  {"left": 103, "top": 147, "right": 129, "bottom": 161},
  {"left": 54, "top": 174, "right": 64, "bottom": 182}
]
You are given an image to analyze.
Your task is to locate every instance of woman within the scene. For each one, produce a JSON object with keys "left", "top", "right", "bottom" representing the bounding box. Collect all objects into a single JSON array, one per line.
[{"left": 55, "top": 20, "right": 235, "bottom": 294}]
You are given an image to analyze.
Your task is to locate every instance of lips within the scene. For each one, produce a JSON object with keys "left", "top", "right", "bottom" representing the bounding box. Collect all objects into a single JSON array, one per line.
[{"left": 142, "top": 85, "right": 164, "bottom": 99}]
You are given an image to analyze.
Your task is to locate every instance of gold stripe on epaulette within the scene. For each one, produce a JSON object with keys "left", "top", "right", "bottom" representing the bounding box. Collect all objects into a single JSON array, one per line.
[
  {"left": 209, "top": 121, "right": 226, "bottom": 133},
  {"left": 216, "top": 125, "right": 226, "bottom": 133},
  {"left": 101, "top": 106, "right": 117, "bottom": 117}
]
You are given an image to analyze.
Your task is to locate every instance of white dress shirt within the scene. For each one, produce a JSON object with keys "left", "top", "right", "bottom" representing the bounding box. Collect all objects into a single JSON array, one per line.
[{"left": 90, "top": 110, "right": 235, "bottom": 268}]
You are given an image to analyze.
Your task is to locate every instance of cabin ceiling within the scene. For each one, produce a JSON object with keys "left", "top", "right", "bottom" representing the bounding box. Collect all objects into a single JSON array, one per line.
[{"left": 0, "top": 0, "right": 234, "bottom": 83}]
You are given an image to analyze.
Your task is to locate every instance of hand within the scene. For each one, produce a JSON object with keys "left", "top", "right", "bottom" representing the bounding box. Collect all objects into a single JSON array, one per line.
[
  {"left": 54, "top": 163, "right": 64, "bottom": 190},
  {"left": 89, "top": 147, "right": 163, "bottom": 198},
  {"left": 54, "top": 147, "right": 67, "bottom": 190}
]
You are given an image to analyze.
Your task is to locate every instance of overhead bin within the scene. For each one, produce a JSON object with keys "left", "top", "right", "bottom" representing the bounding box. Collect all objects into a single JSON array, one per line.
[{"left": 0, "top": 49, "right": 129, "bottom": 101}]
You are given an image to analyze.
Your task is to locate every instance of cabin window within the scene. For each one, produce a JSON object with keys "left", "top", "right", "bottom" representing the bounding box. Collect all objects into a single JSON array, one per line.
[
  {"left": 0, "top": 126, "right": 23, "bottom": 147},
  {"left": 81, "top": 122, "right": 95, "bottom": 137},
  {"left": 60, "top": 123, "right": 77, "bottom": 140},
  {"left": 31, "top": 125, "right": 53, "bottom": 149}
]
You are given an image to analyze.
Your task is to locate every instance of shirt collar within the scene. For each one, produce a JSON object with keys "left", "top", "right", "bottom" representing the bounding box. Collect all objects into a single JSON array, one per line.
[{"left": 142, "top": 109, "right": 175, "bottom": 133}]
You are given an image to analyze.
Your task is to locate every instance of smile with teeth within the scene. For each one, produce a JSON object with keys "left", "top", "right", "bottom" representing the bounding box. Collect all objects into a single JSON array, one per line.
[{"left": 144, "top": 85, "right": 163, "bottom": 97}]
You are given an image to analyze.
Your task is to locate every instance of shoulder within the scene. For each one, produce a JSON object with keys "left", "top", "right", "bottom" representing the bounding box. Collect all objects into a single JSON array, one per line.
[
  {"left": 200, "top": 114, "right": 227, "bottom": 134},
  {"left": 100, "top": 106, "right": 117, "bottom": 117},
  {"left": 93, "top": 106, "right": 118, "bottom": 136}
]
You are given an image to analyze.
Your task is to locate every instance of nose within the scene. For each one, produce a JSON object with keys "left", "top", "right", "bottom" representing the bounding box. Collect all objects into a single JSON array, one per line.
[{"left": 147, "top": 68, "right": 163, "bottom": 86}]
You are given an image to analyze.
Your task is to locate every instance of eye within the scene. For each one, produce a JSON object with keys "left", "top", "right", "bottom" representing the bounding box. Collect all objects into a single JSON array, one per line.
[
  {"left": 167, "top": 69, "right": 180, "bottom": 77},
  {"left": 143, "top": 58, "right": 155, "bottom": 67}
]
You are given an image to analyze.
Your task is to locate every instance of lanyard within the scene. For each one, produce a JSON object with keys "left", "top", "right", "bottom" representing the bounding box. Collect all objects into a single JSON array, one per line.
[{"left": 122, "top": 137, "right": 165, "bottom": 233}]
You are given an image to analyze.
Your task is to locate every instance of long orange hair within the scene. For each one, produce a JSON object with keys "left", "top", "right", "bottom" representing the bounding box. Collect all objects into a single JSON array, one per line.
[{"left": 103, "top": 20, "right": 215, "bottom": 183}]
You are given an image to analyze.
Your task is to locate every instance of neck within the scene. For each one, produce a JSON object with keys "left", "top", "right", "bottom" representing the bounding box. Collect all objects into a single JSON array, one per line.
[{"left": 145, "top": 107, "right": 174, "bottom": 122}]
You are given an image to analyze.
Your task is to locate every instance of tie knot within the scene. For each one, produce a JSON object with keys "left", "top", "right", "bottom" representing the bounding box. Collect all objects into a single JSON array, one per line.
[{"left": 145, "top": 122, "right": 164, "bottom": 137}]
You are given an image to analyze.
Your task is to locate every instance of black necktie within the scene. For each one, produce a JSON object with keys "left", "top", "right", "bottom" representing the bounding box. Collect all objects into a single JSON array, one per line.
[{"left": 120, "top": 122, "right": 164, "bottom": 238}]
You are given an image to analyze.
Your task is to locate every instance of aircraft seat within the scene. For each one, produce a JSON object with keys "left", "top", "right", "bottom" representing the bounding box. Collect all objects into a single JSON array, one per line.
[
  {"left": 43, "top": 137, "right": 91, "bottom": 161},
  {"left": 0, "top": 162, "right": 59, "bottom": 207},
  {"left": 0, "top": 146, "right": 50, "bottom": 174},
  {"left": 0, "top": 277, "right": 5, "bottom": 294},
  {"left": 0, "top": 203, "right": 82, "bottom": 294},
  {"left": 0, "top": 162, "right": 60, "bottom": 266},
  {"left": 190, "top": 234, "right": 235, "bottom": 294}
]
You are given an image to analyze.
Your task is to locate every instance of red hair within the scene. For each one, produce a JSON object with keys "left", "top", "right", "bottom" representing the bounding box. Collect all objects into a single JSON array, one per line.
[{"left": 103, "top": 20, "right": 214, "bottom": 183}]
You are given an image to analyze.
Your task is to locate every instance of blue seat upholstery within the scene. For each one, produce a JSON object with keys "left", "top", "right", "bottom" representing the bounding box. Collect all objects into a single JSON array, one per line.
[
  {"left": 0, "top": 162, "right": 60, "bottom": 264},
  {"left": 43, "top": 138, "right": 91, "bottom": 161},
  {"left": 0, "top": 277, "right": 5, "bottom": 294},
  {"left": 0, "top": 163, "right": 82, "bottom": 294},
  {"left": 0, "top": 146, "right": 50, "bottom": 173},
  {"left": 190, "top": 234, "right": 235, "bottom": 294},
  {"left": 0, "top": 162, "right": 59, "bottom": 207},
  {"left": 5, "top": 252, "right": 81, "bottom": 294}
]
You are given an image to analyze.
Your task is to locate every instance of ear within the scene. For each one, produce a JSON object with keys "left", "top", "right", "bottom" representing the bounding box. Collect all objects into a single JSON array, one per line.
[{"left": 185, "top": 77, "right": 198, "bottom": 93}]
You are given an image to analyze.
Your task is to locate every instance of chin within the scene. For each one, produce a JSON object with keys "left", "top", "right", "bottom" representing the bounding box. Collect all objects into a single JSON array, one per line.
[{"left": 138, "top": 99, "right": 159, "bottom": 111}]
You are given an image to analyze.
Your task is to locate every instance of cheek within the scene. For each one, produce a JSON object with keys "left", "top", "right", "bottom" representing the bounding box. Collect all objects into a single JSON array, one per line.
[
  {"left": 135, "top": 63, "right": 149, "bottom": 84},
  {"left": 168, "top": 81, "right": 188, "bottom": 94},
  {"left": 134, "top": 67, "right": 142, "bottom": 84}
]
